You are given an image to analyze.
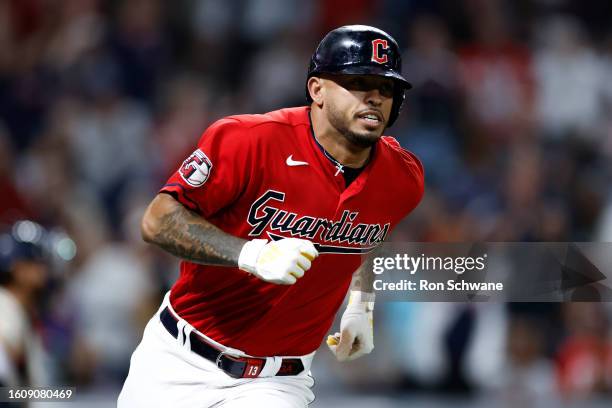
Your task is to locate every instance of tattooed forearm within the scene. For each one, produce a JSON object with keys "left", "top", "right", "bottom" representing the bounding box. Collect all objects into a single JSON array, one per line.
[
  {"left": 151, "top": 202, "right": 246, "bottom": 266},
  {"left": 351, "top": 248, "right": 380, "bottom": 292},
  {"left": 350, "top": 255, "right": 376, "bottom": 293}
]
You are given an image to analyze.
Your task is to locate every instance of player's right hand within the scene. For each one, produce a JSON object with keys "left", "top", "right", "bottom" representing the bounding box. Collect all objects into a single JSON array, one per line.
[{"left": 238, "top": 238, "right": 318, "bottom": 284}]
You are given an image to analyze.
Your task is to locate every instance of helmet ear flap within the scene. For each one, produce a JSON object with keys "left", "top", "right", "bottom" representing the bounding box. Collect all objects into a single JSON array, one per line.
[{"left": 387, "top": 86, "right": 406, "bottom": 127}]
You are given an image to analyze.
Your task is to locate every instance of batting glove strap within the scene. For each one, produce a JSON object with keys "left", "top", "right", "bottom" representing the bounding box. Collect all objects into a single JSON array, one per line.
[{"left": 238, "top": 238, "right": 318, "bottom": 285}]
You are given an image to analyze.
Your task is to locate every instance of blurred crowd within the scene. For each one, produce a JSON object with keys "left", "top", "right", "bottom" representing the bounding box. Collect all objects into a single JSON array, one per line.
[{"left": 0, "top": 0, "right": 611, "bottom": 405}]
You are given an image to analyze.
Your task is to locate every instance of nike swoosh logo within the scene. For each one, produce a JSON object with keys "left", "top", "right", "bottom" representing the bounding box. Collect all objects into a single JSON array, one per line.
[{"left": 286, "top": 155, "right": 309, "bottom": 167}]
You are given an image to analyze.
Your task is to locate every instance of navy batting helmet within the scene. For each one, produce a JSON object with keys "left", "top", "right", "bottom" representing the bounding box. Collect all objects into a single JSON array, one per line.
[
  {"left": 0, "top": 221, "right": 47, "bottom": 275},
  {"left": 306, "top": 25, "right": 412, "bottom": 127}
]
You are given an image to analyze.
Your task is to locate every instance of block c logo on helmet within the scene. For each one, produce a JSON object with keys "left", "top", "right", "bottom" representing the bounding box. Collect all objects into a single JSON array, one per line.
[{"left": 371, "top": 39, "right": 389, "bottom": 64}]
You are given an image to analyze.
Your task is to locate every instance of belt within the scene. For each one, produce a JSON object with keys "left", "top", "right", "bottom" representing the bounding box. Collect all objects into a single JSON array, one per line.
[{"left": 159, "top": 306, "right": 304, "bottom": 378}]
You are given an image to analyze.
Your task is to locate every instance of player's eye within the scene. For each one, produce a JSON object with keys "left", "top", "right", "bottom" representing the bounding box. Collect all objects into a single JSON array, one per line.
[
  {"left": 347, "top": 78, "right": 364, "bottom": 89},
  {"left": 379, "top": 83, "right": 394, "bottom": 98}
]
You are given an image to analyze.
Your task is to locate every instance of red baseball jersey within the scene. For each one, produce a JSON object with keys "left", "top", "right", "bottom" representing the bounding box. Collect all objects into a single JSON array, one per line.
[{"left": 160, "top": 106, "right": 424, "bottom": 356}]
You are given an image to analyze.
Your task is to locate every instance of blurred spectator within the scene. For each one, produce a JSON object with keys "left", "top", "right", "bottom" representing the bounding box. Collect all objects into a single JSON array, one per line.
[
  {"left": 242, "top": 0, "right": 315, "bottom": 44},
  {"left": 153, "top": 74, "right": 212, "bottom": 177},
  {"left": 318, "top": 0, "right": 377, "bottom": 32},
  {"left": 489, "top": 141, "right": 544, "bottom": 241},
  {"left": 0, "top": 124, "right": 34, "bottom": 224},
  {"left": 44, "top": 0, "right": 105, "bottom": 73},
  {"left": 402, "top": 14, "right": 459, "bottom": 127},
  {"left": 16, "top": 110, "right": 78, "bottom": 227},
  {"left": 464, "top": 304, "right": 507, "bottom": 390},
  {"left": 243, "top": 28, "right": 310, "bottom": 111},
  {"left": 533, "top": 15, "right": 608, "bottom": 142},
  {"left": 63, "top": 70, "right": 153, "bottom": 227},
  {"left": 64, "top": 196, "right": 157, "bottom": 385},
  {"left": 399, "top": 15, "right": 462, "bottom": 192},
  {"left": 556, "top": 303, "right": 612, "bottom": 398},
  {"left": 497, "top": 317, "right": 557, "bottom": 406},
  {"left": 191, "top": 0, "right": 236, "bottom": 44},
  {"left": 456, "top": 0, "right": 534, "bottom": 142},
  {"left": 109, "top": 0, "right": 170, "bottom": 103}
]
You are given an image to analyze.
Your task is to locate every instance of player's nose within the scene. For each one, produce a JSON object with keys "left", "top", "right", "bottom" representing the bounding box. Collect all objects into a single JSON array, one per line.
[{"left": 364, "top": 88, "right": 383, "bottom": 106}]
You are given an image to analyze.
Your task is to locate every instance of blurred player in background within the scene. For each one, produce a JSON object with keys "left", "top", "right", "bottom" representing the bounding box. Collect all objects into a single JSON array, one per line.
[
  {"left": 119, "top": 25, "right": 424, "bottom": 407},
  {"left": 0, "top": 221, "right": 51, "bottom": 390}
]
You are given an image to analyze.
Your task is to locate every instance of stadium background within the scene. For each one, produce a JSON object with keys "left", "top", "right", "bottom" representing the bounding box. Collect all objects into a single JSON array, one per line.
[{"left": 1, "top": 0, "right": 612, "bottom": 406}]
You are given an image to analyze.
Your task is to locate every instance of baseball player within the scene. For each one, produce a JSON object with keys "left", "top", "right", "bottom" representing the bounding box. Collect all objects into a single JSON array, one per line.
[
  {"left": 0, "top": 221, "right": 51, "bottom": 389},
  {"left": 118, "top": 25, "right": 424, "bottom": 407}
]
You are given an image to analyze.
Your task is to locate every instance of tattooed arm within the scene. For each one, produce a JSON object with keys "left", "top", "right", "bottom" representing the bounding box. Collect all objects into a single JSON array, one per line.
[
  {"left": 141, "top": 193, "right": 318, "bottom": 284},
  {"left": 141, "top": 193, "right": 245, "bottom": 266},
  {"left": 350, "top": 251, "right": 378, "bottom": 293}
]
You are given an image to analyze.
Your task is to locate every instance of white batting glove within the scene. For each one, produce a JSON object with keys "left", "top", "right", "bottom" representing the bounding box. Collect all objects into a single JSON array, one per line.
[
  {"left": 327, "top": 291, "right": 374, "bottom": 361},
  {"left": 238, "top": 238, "right": 318, "bottom": 285}
]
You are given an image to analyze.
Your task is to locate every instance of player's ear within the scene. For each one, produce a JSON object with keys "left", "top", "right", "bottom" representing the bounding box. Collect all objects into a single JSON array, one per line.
[{"left": 307, "top": 76, "right": 324, "bottom": 107}]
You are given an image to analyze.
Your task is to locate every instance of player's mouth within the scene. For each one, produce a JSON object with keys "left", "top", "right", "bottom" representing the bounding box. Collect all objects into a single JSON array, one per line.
[{"left": 356, "top": 110, "right": 384, "bottom": 128}]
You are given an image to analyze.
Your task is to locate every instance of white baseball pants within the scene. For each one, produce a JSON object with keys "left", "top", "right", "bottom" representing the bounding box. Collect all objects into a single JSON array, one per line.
[{"left": 118, "top": 294, "right": 315, "bottom": 407}]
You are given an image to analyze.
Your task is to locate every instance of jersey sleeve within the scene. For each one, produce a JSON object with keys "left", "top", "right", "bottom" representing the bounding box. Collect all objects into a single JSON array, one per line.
[
  {"left": 382, "top": 136, "right": 425, "bottom": 211},
  {"left": 160, "top": 118, "right": 253, "bottom": 217}
]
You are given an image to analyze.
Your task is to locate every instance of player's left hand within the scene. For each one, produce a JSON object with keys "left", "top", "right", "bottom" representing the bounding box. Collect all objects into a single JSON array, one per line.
[{"left": 327, "top": 291, "right": 374, "bottom": 362}]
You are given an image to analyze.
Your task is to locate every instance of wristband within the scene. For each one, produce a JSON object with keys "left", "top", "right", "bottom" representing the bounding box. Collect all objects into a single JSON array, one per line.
[
  {"left": 237, "top": 239, "right": 268, "bottom": 274},
  {"left": 348, "top": 290, "right": 375, "bottom": 312}
]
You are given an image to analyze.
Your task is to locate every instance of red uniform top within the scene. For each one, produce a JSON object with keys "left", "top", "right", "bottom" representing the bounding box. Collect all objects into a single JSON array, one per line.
[{"left": 160, "top": 106, "right": 424, "bottom": 356}]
